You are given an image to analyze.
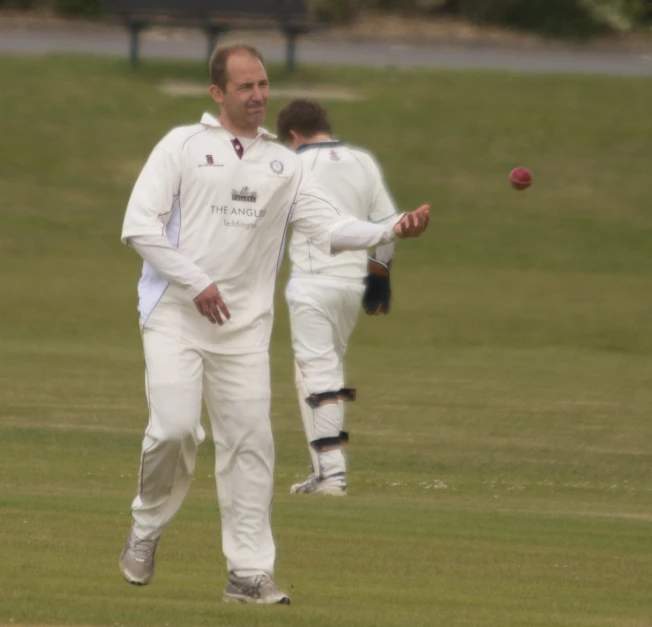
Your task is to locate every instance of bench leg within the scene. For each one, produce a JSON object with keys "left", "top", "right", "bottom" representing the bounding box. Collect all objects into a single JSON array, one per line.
[
  {"left": 205, "top": 24, "right": 230, "bottom": 65},
  {"left": 285, "top": 30, "right": 298, "bottom": 72},
  {"left": 128, "top": 22, "right": 146, "bottom": 69}
]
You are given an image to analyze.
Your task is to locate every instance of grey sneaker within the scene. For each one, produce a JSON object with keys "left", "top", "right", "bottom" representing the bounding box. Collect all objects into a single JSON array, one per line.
[
  {"left": 222, "top": 572, "right": 290, "bottom": 605},
  {"left": 119, "top": 527, "right": 159, "bottom": 586},
  {"left": 290, "top": 472, "right": 347, "bottom": 496}
]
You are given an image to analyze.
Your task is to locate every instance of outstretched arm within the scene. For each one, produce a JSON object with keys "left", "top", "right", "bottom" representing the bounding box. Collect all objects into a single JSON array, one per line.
[
  {"left": 328, "top": 204, "right": 429, "bottom": 251},
  {"left": 289, "top": 166, "right": 429, "bottom": 254}
]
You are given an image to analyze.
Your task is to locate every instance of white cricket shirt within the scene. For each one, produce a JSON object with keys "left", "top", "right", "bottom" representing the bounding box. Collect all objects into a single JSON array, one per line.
[
  {"left": 121, "top": 114, "right": 398, "bottom": 354},
  {"left": 288, "top": 141, "right": 399, "bottom": 281}
]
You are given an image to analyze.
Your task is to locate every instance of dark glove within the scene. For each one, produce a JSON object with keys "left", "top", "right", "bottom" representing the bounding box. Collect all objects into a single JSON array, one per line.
[{"left": 362, "top": 258, "right": 391, "bottom": 315}]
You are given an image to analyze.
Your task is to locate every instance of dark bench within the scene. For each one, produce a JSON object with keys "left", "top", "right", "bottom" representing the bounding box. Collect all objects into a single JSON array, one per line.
[{"left": 104, "top": 0, "right": 321, "bottom": 71}]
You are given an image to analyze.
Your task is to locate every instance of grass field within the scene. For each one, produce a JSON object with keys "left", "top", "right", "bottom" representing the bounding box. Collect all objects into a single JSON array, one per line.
[{"left": 1, "top": 55, "right": 652, "bottom": 627}]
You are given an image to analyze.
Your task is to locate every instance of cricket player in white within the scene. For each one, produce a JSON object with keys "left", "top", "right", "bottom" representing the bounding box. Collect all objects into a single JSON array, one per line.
[
  {"left": 276, "top": 99, "right": 399, "bottom": 496},
  {"left": 118, "top": 44, "right": 430, "bottom": 605}
]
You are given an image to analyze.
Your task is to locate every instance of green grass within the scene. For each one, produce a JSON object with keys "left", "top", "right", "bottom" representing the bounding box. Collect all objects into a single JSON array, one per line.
[{"left": 1, "top": 55, "right": 652, "bottom": 627}]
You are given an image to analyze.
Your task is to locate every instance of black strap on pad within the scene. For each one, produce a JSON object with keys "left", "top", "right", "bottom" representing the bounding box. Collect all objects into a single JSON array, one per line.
[
  {"left": 310, "top": 431, "right": 350, "bottom": 452},
  {"left": 305, "top": 388, "right": 357, "bottom": 408}
]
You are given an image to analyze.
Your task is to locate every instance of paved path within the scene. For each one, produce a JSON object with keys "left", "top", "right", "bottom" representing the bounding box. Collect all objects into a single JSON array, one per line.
[{"left": 1, "top": 23, "right": 652, "bottom": 75}]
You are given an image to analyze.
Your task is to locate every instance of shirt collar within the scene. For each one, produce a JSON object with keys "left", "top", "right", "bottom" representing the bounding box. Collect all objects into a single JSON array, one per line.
[
  {"left": 296, "top": 140, "right": 344, "bottom": 153},
  {"left": 200, "top": 112, "right": 276, "bottom": 140}
]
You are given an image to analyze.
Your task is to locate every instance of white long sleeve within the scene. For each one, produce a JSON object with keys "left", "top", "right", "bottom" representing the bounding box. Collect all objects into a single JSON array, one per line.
[
  {"left": 373, "top": 213, "right": 400, "bottom": 264},
  {"left": 129, "top": 234, "right": 213, "bottom": 299},
  {"left": 329, "top": 215, "right": 401, "bottom": 253}
]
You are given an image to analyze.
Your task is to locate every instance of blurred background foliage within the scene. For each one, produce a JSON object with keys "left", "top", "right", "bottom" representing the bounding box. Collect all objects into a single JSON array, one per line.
[
  {"left": 312, "top": 0, "right": 652, "bottom": 38},
  {"left": 0, "top": 0, "right": 651, "bottom": 39}
]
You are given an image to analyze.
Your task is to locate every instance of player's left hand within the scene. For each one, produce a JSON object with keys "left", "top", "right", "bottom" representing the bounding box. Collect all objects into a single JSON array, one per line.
[{"left": 393, "top": 204, "right": 430, "bottom": 239}]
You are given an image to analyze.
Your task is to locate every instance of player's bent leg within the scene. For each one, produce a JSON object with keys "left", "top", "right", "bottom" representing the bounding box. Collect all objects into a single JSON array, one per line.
[{"left": 120, "top": 328, "right": 205, "bottom": 586}]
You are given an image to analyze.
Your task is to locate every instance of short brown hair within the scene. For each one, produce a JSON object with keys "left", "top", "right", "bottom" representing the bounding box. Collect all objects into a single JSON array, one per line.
[
  {"left": 276, "top": 98, "right": 333, "bottom": 145},
  {"left": 209, "top": 43, "right": 264, "bottom": 91}
]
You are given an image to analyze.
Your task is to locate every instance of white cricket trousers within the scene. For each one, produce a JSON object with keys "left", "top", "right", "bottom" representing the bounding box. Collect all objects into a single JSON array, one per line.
[
  {"left": 131, "top": 326, "right": 275, "bottom": 576},
  {"left": 285, "top": 276, "right": 364, "bottom": 478}
]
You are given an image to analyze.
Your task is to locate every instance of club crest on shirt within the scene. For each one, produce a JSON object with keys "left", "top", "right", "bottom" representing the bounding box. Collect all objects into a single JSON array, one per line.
[
  {"left": 199, "top": 154, "right": 223, "bottom": 167},
  {"left": 329, "top": 150, "right": 340, "bottom": 161},
  {"left": 231, "top": 186, "right": 258, "bottom": 203},
  {"left": 270, "top": 160, "right": 284, "bottom": 175}
]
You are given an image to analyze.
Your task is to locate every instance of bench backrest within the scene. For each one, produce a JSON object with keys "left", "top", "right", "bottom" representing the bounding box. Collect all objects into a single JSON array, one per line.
[{"left": 104, "top": 0, "right": 310, "bottom": 20}]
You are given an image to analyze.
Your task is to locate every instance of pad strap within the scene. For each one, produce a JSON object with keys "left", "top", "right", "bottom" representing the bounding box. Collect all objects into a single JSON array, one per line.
[
  {"left": 306, "top": 388, "right": 357, "bottom": 408},
  {"left": 311, "top": 431, "right": 350, "bottom": 452}
]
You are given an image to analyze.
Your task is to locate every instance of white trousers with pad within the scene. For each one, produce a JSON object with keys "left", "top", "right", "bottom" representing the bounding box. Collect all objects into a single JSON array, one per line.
[{"left": 285, "top": 276, "right": 364, "bottom": 478}]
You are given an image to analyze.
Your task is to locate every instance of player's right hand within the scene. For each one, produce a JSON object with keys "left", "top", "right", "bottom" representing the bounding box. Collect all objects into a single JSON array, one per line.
[
  {"left": 193, "top": 284, "right": 231, "bottom": 325},
  {"left": 393, "top": 204, "right": 430, "bottom": 239}
]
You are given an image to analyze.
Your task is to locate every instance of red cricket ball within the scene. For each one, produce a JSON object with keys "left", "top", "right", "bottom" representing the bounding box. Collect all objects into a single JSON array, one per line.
[{"left": 509, "top": 167, "right": 533, "bottom": 191}]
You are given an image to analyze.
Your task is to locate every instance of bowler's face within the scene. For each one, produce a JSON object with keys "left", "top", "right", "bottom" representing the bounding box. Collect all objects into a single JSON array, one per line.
[{"left": 213, "top": 52, "right": 270, "bottom": 132}]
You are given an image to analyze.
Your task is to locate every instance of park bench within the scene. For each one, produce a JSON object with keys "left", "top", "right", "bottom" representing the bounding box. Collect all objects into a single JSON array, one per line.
[{"left": 104, "top": 0, "right": 320, "bottom": 71}]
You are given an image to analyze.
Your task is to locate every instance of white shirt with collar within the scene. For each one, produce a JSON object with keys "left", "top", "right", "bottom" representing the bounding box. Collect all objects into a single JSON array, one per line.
[{"left": 121, "top": 113, "right": 399, "bottom": 354}]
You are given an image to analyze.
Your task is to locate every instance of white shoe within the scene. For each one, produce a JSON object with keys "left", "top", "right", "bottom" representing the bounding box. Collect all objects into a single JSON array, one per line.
[
  {"left": 290, "top": 472, "right": 347, "bottom": 496},
  {"left": 223, "top": 572, "right": 290, "bottom": 605},
  {"left": 119, "top": 527, "right": 159, "bottom": 585}
]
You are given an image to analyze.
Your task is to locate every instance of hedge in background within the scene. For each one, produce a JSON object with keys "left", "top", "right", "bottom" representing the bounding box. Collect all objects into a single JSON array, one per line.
[
  {"left": 0, "top": 0, "right": 101, "bottom": 14},
  {"left": 0, "top": 0, "right": 37, "bottom": 8},
  {"left": 316, "top": 0, "right": 652, "bottom": 36},
  {"left": 456, "top": 0, "right": 606, "bottom": 39},
  {"left": 53, "top": 0, "right": 101, "bottom": 16},
  {"left": 1, "top": 0, "right": 650, "bottom": 35}
]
